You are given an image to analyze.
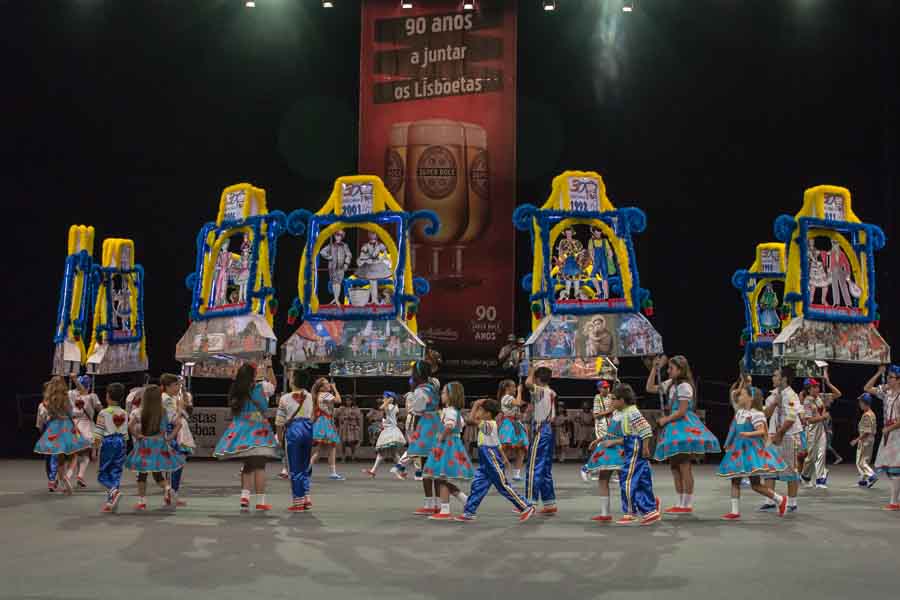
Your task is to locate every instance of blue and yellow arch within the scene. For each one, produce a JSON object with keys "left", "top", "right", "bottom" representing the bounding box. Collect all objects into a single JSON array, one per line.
[
  {"left": 774, "top": 185, "right": 885, "bottom": 324},
  {"left": 287, "top": 175, "right": 438, "bottom": 333},
  {"left": 513, "top": 170, "right": 652, "bottom": 332},
  {"left": 53, "top": 224, "right": 95, "bottom": 368},
  {"left": 86, "top": 238, "right": 146, "bottom": 362}
]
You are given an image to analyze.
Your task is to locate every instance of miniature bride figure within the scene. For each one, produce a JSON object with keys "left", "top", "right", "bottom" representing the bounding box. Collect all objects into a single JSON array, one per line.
[{"left": 357, "top": 231, "right": 392, "bottom": 305}]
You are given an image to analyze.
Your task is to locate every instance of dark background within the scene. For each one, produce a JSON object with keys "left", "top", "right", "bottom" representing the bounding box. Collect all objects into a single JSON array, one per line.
[{"left": 2, "top": 0, "right": 897, "bottom": 456}]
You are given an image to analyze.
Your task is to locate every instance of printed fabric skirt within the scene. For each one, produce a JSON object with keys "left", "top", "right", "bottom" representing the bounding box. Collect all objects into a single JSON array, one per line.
[
  {"left": 34, "top": 418, "right": 93, "bottom": 456},
  {"left": 653, "top": 412, "right": 721, "bottom": 461},
  {"left": 312, "top": 414, "right": 341, "bottom": 447},
  {"left": 213, "top": 411, "right": 281, "bottom": 460},
  {"left": 125, "top": 433, "right": 187, "bottom": 473},
  {"left": 717, "top": 422, "right": 787, "bottom": 478},
  {"left": 498, "top": 416, "right": 529, "bottom": 449},
  {"left": 376, "top": 425, "right": 406, "bottom": 451},
  {"left": 422, "top": 433, "right": 475, "bottom": 481},
  {"left": 584, "top": 440, "right": 625, "bottom": 473},
  {"left": 405, "top": 413, "right": 441, "bottom": 458},
  {"left": 874, "top": 422, "right": 900, "bottom": 477}
]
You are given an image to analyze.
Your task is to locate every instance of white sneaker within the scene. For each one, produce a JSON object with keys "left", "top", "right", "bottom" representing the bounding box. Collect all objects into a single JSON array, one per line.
[{"left": 580, "top": 468, "right": 589, "bottom": 483}]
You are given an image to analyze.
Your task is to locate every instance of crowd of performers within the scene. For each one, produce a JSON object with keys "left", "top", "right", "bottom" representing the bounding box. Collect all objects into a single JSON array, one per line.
[{"left": 33, "top": 358, "right": 900, "bottom": 523}]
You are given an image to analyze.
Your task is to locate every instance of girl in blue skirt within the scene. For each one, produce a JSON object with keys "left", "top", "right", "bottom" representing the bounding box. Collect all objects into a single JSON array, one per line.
[
  {"left": 497, "top": 379, "right": 528, "bottom": 481},
  {"left": 584, "top": 402, "right": 626, "bottom": 522},
  {"left": 33, "top": 376, "right": 92, "bottom": 495},
  {"left": 424, "top": 381, "right": 475, "bottom": 520},
  {"left": 125, "top": 384, "right": 184, "bottom": 510},
  {"left": 718, "top": 381, "right": 788, "bottom": 520},
  {"left": 309, "top": 378, "right": 345, "bottom": 481}
]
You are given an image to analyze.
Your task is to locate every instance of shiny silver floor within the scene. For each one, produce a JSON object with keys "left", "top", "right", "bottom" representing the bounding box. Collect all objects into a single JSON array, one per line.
[{"left": 1, "top": 459, "right": 896, "bottom": 600}]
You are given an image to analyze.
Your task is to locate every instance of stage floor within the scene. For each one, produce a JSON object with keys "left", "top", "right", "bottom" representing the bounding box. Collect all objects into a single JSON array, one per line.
[{"left": 1, "top": 460, "right": 896, "bottom": 600}]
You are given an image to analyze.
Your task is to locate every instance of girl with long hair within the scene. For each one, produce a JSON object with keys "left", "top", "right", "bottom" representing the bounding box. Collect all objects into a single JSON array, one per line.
[{"left": 34, "top": 376, "right": 92, "bottom": 495}]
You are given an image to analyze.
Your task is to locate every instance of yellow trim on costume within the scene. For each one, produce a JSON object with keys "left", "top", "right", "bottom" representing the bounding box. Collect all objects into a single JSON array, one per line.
[
  {"left": 783, "top": 185, "right": 871, "bottom": 318},
  {"left": 65, "top": 225, "right": 95, "bottom": 362},
  {"left": 526, "top": 425, "right": 541, "bottom": 501},
  {"left": 297, "top": 175, "right": 418, "bottom": 332},
  {"left": 486, "top": 446, "right": 528, "bottom": 510}
]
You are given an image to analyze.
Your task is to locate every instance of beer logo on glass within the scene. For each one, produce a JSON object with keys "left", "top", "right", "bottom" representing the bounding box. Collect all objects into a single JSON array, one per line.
[
  {"left": 469, "top": 150, "right": 490, "bottom": 200},
  {"left": 341, "top": 183, "right": 374, "bottom": 217},
  {"left": 385, "top": 149, "right": 405, "bottom": 196},
  {"left": 822, "top": 193, "right": 845, "bottom": 221},
  {"left": 760, "top": 248, "right": 780, "bottom": 274},
  {"left": 224, "top": 190, "right": 247, "bottom": 221},
  {"left": 417, "top": 145, "right": 458, "bottom": 200},
  {"left": 567, "top": 177, "right": 600, "bottom": 212}
]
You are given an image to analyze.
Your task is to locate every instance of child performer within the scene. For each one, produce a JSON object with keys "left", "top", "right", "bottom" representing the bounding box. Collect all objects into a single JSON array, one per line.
[
  {"left": 337, "top": 396, "right": 362, "bottom": 464},
  {"left": 800, "top": 372, "right": 841, "bottom": 489},
  {"left": 522, "top": 366, "right": 560, "bottom": 515},
  {"left": 213, "top": 364, "right": 280, "bottom": 512},
  {"left": 497, "top": 379, "right": 528, "bottom": 481},
  {"left": 582, "top": 379, "right": 616, "bottom": 483},
  {"left": 647, "top": 355, "right": 720, "bottom": 514},
  {"left": 717, "top": 381, "right": 788, "bottom": 520},
  {"left": 423, "top": 381, "right": 474, "bottom": 520},
  {"left": 68, "top": 374, "right": 103, "bottom": 488},
  {"left": 583, "top": 395, "right": 625, "bottom": 522},
  {"left": 309, "top": 379, "right": 345, "bottom": 480},
  {"left": 363, "top": 392, "right": 406, "bottom": 477},
  {"left": 760, "top": 366, "right": 803, "bottom": 513},
  {"left": 851, "top": 393, "right": 878, "bottom": 488},
  {"left": 161, "top": 374, "right": 194, "bottom": 508},
  {"left": 456, "top": 398, "right": 535, "bottom": 522},
  {"left": 865, "top": 364, "right": 900, "bottom": 510},
  {"left": 277, "top": 369, "right": 315, "bottom": 512},
  {"left": 393, "top": 361, "right": 442, "bottom": 515},
  {"left": 125, "top": 385, "right": 184, "bottom": 510},
  {"left": 94, "top": 382, "right": 129, "bottom": 512},
  {"left": 610, "top": 383, "right": 660, "bottom": 526},
  {"left": 553, "top": 400, "right": 572, "bottom": 463},
  {"left": 35, "top": 384, "right": 58, "bottom": 492},
  {"left": 34, "top": 376, "right": 92, "bottom": 495}
]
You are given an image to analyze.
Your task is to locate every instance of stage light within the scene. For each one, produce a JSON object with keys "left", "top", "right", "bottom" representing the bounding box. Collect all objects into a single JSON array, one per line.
[
  {"left": 401, "top": 1, "right": 413, "bottom": 8},
  {"left": 462, "top": 1, "right": 475, "bottom": 10},
  {"left": 322, "top": 0, "right": 334, "bottom": 8},
  {"left": 623, "top": 1, "right": 634, "bottom": 12},
  {"left": 543, "top": 1, "right": 557, "bottom": 12},
  {"left": 245, "top": 0, "right": 255, "bottom": 8}
]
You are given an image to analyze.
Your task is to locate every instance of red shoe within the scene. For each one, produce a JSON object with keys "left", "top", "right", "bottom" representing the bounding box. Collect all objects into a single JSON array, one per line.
[
  {"left": 77, "top": 477, "right": 88, "bottom": 489},
  {"left": 616, "top": 515, "right": 637, "bottom": 525},
  {"left": 362, "top": 469, "right": 376, "bottom": 478},
  {"left": 663, "top": 505, "right": 683, "bottom": 514},
  {"left": 133, "top": 503, "right": 147, "bottom": 511},
  {"left": 101, "top": 503, "right": 113, "bottom": 513},
  {"left": 108, "top": 489, "right": 121, "bottom": 512},
  {"left": 454, "top": 514, "right": 476, "bottom": 522},
  {"left": 591, "top": 514, "right": 613, "bottom": 522},
  {"left": 163, "top": 488, "right": 173, "bottom": 507},
  {"left": 414, "top": 506, "right": 438, "bottom": 516},
  {"left": 428, "top": 512, "right": 454, "bottom": 521},
  {"left": 519, "top": 506, "right": 537, "bottom": 523},
  {"left": 680, "top": 506, "right": 694, "bottom": 514},
  {"left": 777, "top": 496, "right": 788, "bottom": 517},
  {"left": 640, "top": 511, "right": 661, "bottom": 526},
  {"left": 48, "top": 482, "right": 56, "bottom": 493},
  {"left": 720, "top": 512, "right": 741, "bottom": 521},
  {"left": 883, "top": 503, "right": 900, "bottom": 511},
  {"left": 240, "top": 497, "right": 250, "bottom": 513},
  {"left": 287, "top": 502, "right": 306, "bottom": 512},
  {"left": 255, "top": 504, "right": 273, "bottom": 511},
  {"left": 539, "top": 506, "right": 558, "bottom": 515},
  {"left": 304, "top": 498, "right": 313, "bottom": 509},
  {"left": 176, "top": 499, "right": 188, "bottom": 508}
]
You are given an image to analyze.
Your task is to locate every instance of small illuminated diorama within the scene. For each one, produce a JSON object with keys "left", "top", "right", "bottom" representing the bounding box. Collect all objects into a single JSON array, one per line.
[
  {"left": 513, "top": 171, "right": 662, "bottom": 379},
  {"left": 282, "top": 175, "right": 438, "bottom": 377},
  {"left": 732, "top": 242, "right": 790, "bottom": 375},
  {"left": 86, "top": 238, "right": 148, "bottom": 374},
  {"left": 52, "top": 225, "right": 95, "bottom": 375},
  {"left": 175, "top": 184, "right": 287, "bottom": 378},
  {"left": 772, "top": 185, "right": 890, "bottom": 366}
]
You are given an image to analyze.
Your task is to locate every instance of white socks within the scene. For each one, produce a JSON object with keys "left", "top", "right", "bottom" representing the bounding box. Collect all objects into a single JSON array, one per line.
[
  {"left": 372, "top": 455, "right": 383, "bottom": 472},
  {"left": 890, "top": 478, "right": 900, "bottom": 504},
  {"left": 440, "top": 503, "right": 451, "bottom": 515},
  {"left": 138, "top": 496, "right": 147, "bottom": 505},
  {"left": 78, "top": 455, "right": 89, "bottom": 478},
  {"left": 241, "top": 489, "right": 251, "bottom": 500},
  {"left": 257, "top": 494, "right": 266, "bottom": 505},
  {"left": 452, "top": 491, "right": 468, "bottom": 504},
  {"left": 730, "top": 498, "right": 740, "bottom": 514},
  {"left": 514, "top": 469, "right": 521, "bottom": 479},
  {"left": 424, "top": 497, "right": 433, "bottom": 509},
  {"left": 679, "top": 494, "right": 693, "bottom": 508},
  {"left": 598, "top": 496, "right": 610, "bottom": 517},
  {"left": 788, "top": 496, "right": 797, "bottom": 508}
]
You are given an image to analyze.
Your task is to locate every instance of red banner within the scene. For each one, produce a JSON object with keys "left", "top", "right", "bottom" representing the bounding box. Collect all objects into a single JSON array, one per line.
[{"left": 358, "top": 0, "right": 517, "bottom": 369}]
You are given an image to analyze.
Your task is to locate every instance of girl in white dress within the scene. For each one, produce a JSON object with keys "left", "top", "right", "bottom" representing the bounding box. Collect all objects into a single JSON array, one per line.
[{"left": 363, "top": 392, "right": 406, "bottom": 477}]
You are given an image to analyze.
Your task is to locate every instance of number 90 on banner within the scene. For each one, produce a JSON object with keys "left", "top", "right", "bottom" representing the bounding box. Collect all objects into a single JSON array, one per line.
[{"left": 475, "top": 305, "right": 497, "bottom": 321}]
